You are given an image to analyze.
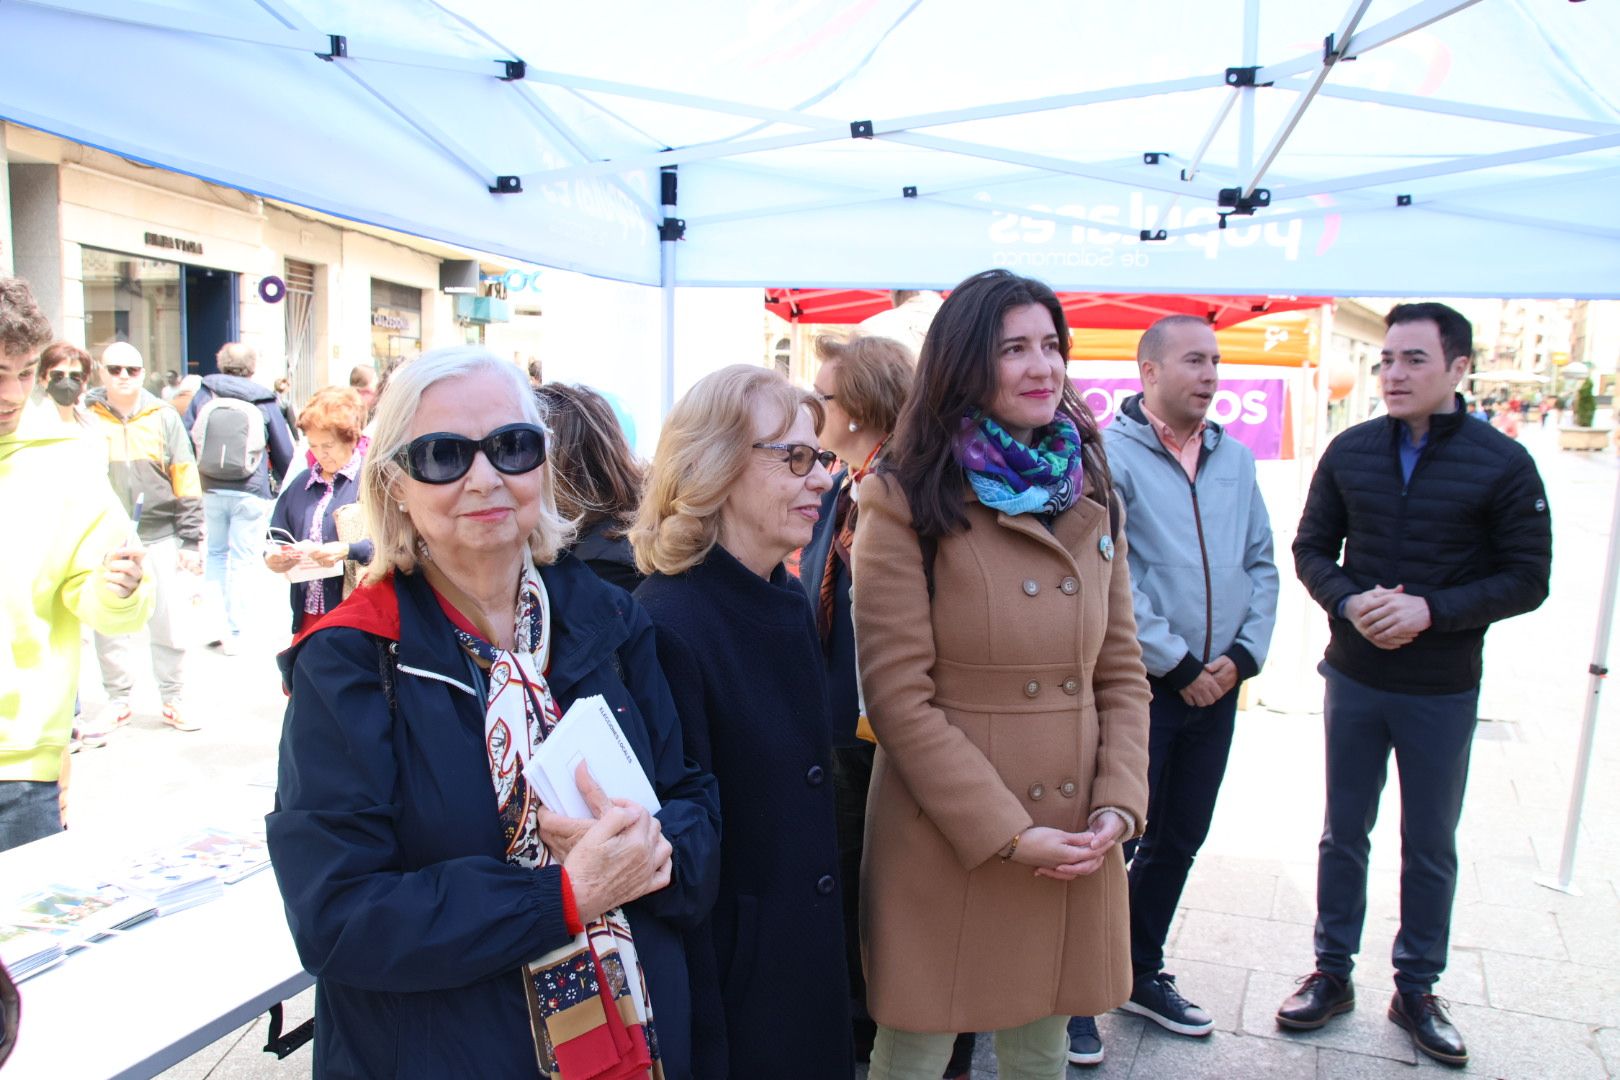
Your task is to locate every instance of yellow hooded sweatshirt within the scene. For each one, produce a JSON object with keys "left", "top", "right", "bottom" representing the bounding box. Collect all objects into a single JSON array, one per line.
[{"left": 1, "top": 413, "right": 155, "bottom": 782}]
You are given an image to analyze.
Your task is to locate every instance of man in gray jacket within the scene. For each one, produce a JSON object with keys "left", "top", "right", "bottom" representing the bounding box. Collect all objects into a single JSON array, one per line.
[{"left": 1069, "top": 315, "right": 1278, "bottom": 1065}]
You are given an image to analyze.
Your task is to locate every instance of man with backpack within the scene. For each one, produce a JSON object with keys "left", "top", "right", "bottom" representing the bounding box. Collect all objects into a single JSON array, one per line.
[{"left": 183, "top": 343, "right": 294, "bottom": 655}]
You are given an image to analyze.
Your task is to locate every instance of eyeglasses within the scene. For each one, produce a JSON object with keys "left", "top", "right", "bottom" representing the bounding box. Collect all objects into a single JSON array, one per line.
[
  {"left": 46, "top": 369, "right": 85, "bottom": 384},
  {"left": 395, "top": 423, "right": 547, "bottom": 484},
  {"left": 754, "top": 442, "right": 836, "bottom": 477},
  {"left": 104, "top": 365, "right": 143, "bottom": 377}
]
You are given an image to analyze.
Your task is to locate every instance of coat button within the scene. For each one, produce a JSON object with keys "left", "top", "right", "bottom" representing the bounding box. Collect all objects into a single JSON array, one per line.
[
  {"left": 1060, "top": 780, "right": 1078, "bottom": 798},
  {"left": 1060, "top": 577, "right": 1079, "bottom": 595},
  {"left": 1022, "top": 579, "right": 1040, "bottom": 596},
  {"left": 806, "top": 765, "right": 825, "bottom": 786},
  {"left": 1062, "top": 677, "right": 1080, "bottom": 695},
  {"left": 1024, "top": 679, "right": 1041, "bottom": 698},
  {"left": 816, "top": 874, "right": 836, "bottom": 896},
  {"left": 1028, "top": 782, "right": 1046, "bottom": 801}
]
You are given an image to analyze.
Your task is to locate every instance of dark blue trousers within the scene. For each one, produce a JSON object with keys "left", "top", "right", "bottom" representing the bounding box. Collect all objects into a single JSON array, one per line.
[
  {"left": 1125, "top": 675, "right": 1240, "bottom": 978},
  {"left": 1314, "top": 662, "right": 1479, "bottom": 994}
]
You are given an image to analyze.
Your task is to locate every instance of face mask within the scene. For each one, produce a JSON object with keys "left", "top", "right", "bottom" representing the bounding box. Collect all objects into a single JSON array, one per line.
[{"left": 47, "top": 374, "right": 85, "bottom": 406}]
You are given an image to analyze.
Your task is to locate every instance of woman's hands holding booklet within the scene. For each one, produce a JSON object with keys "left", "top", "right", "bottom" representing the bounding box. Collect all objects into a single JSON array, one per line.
[{"left": 549, "top": 762, "right": 674, "bottom": 923}]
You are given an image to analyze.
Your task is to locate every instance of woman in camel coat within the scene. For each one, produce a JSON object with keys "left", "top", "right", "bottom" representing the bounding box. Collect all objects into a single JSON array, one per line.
[{"left": 852, "top": 269, "right": 1151, "bottom": 1078}]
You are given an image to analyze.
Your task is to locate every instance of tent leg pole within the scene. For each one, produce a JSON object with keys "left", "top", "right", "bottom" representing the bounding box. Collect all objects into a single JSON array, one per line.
[
  {"left": 659, "top": 166, "right": 678, "bottom": 418},
  {"left": 1537, "top": 458, "right": 1620, "bottom": 895}
]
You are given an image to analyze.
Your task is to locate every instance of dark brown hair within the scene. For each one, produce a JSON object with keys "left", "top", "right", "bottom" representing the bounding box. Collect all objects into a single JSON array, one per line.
[
  {"left": 535, "top": 383, "right": 644, "bottom": 539},
  {"left": 36, "top": 341, "right": 94, "bottom": 381},
  {"left": 814, "top": 332, "right": 915, "bottom": 434},
  {"left": 0, "top": 277, "right": 52, "bottom": 358},
  {"left": 888, "top": 269, "right": 1110, "bottom": 537}
]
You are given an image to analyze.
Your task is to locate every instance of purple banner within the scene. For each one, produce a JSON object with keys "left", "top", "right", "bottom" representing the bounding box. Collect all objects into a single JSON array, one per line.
[{"left": 1072, "top": 377, "right": 1288, "bottom": 460}]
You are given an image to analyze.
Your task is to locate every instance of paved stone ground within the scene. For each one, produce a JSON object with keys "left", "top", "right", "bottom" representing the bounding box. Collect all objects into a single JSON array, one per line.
[{"left": 46, "top": 422, "right": 1619, "bottom": 1078}]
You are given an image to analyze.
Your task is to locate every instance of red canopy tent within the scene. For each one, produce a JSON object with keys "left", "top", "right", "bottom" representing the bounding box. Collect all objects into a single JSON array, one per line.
[{"left": 763, "top": 288, "right": 1324, "bottom": 331}]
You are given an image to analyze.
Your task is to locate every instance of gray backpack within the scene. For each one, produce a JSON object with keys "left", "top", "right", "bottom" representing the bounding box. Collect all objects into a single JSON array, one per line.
[{"left": 191, "top": 396, "right": 266, "bottom": 480}]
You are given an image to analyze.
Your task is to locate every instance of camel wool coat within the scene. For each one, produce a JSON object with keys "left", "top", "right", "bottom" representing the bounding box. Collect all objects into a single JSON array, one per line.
[{"left": 851, "top": 473, "right": 1151, "bottom": 1034}]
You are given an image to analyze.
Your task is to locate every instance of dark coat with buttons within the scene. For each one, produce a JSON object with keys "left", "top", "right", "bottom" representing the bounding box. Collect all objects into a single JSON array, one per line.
[
  {"left": 635, "top": 544, "right": 854, "bottom": 1080},
  {"left": 851, "top": 474, "right": 1151, "bottom": 1031}
]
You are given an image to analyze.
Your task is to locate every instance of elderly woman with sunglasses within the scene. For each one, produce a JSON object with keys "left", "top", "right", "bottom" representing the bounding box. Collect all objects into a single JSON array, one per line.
[
  {"left": 630, "top": 364, "right": 852, "bottom": 1080},
  {"left": 268, "top": 347, "right": 720, "bottom": 1080}
]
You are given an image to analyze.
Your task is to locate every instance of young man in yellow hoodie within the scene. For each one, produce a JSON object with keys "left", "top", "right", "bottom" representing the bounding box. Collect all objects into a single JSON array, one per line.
[{"left": 0, "top": 277, "right": 153, "bottom": 852}]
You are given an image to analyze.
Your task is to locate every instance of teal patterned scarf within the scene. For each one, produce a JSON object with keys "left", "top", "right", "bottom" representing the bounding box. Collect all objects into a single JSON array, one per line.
[{"left": 954, "top": 411, "right": 1085, "bottom": 516}]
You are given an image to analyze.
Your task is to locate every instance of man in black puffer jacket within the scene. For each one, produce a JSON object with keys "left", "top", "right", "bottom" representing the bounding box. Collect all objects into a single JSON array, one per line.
[{"left": 1276, "top": 303, "right": 1551, "bottom": 1068}]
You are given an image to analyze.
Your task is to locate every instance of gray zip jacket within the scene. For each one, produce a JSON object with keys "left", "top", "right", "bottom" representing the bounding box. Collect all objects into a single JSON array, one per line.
[{"left": 1104, "top": 394, "right": 1279, "bottom": 689}]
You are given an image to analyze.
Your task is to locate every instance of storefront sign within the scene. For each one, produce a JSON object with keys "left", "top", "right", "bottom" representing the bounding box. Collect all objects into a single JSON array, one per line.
[
  {"left": 143, "top": 231, "right": 204, "bottom": 256},
  {"left": 1072, "top": 377, "right": 1288, "bottom": 460},
  {"left": 371, "top": 312, "right": 410, "bottom": 331}
]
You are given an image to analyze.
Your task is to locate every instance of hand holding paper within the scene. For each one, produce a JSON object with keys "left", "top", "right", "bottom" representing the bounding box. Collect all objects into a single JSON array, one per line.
[{"left": 536, "top": 762, "right": 650, "bottom": 862}]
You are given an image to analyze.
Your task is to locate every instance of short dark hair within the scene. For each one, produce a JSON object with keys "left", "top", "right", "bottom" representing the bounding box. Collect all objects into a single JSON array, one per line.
[
  {"left": 350, "top": 364, "right": 377, "bottom": 389},
  {"left": 1136, "top": 314, "right": 1213, "bottom": 366},
  {"left": 535, "top": 383, "right": 643, "bottom": 538},
  {"left": 0, "top": 277, "right": 52, "bottom": 358},
  {"left": 1386, "top": 302, "right": 1472, "bottom": 365},
  {"left": 36, "top": 341, "right": 94, "bottom": 381},
  {"left": 888, "top": 268, "right": 1110, "bottom": 537}
]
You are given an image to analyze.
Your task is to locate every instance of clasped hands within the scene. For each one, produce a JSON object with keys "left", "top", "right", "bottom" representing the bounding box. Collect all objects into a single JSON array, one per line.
[
  {"left": 538, "top": 762, "right": 673, "bottom": 924},
  {"left": 1008, "top": 809, "right": 1126, "bottom": 882},
  {"left": 1343, "top": 584, "right": 1430, "bottom": 650},
  {"left": 1179, "top": 655, "right": 1238, "bottom": 707}
]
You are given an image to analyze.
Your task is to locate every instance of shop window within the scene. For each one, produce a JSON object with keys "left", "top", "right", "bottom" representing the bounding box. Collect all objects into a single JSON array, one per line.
[
  {"left": 371, "top": 278, "right": 423, "bottom": 366},
  {"left": 82, "top": 248, "right": 181, "bottom": 397}
]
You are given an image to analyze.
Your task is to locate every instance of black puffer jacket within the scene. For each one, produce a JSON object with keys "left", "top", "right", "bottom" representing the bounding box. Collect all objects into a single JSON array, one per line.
[{"left": 1293, "top": 399, "right": 1551, "bottom": 694}]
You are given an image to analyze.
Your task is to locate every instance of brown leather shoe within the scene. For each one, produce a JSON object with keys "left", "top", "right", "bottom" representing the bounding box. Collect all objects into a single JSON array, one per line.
[
  {"left": 1389, "top": 991, "right": 1468, "bottom": 1066},
  {"left": 1276, "top": 971, "right": 1355, "bottom": 1030}
]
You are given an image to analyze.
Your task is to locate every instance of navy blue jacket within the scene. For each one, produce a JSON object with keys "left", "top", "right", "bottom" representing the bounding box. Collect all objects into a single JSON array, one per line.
[
  {"left": 267, "top": 463, "right": 374, "bottom": 631},
  {"left": 799, "top": 470, "right": 862, "bottom": 747},
  {"left": 636, "top": 545, "right": 854, "bottom": 1080},
  {"left": 183, "top": 373, "right": 295, "bottom": 499},
  {"left": 1294, "top": 399, "right": 1552, "bottom": 694},
  {"left": 268, "top": 556, "right": 721, "bottom": 1079}
]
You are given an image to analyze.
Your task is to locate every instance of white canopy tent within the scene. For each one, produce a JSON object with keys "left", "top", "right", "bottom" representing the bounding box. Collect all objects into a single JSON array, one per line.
[
  {"left": 2, "top": 0, "right": 1619, "bottom": 886},
  {"left": 1, "top": 0, "right": 1617, "bottom": 300}
]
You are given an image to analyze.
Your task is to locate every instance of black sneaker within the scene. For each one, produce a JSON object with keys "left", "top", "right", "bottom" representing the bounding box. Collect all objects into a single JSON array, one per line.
[
  {"left": 1066, "top": 1015, "right": 1103, "bottom": 1066},
  {"left": 1120, "top": 972, "right": 1215, "bottom": 1036}
]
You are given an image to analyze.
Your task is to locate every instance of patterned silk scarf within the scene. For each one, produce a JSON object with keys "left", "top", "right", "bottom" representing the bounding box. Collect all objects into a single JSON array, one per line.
[
  {"left": 445, "top": 565, "right": 662, "bottom": 1080},
  {"left": 953, "top": 411, "right": 1085, "bottom": 516}
]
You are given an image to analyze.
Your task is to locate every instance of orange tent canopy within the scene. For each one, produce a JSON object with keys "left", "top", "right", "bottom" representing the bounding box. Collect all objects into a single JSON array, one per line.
[{"left": 1070, "top": 309, "right": 1322, "bottom": 367}]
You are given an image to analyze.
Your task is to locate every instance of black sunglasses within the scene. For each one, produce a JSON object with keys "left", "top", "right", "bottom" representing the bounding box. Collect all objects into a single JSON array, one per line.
[
  {"left": 395, "top": 423, "right": 547, "bottom": 484},
  {"left": 104, "top": 365, "right": 143, "bottom": 377},
  {"left": 754, "top": 442, "right": 836, "bottom": 477},
  {"left": 47, "top": 369, "right": 85, "bottom": 384}
]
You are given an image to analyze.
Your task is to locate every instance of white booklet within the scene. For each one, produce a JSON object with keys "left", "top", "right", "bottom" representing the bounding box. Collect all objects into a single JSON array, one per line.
[{"left": 523, "top": 694, "right": 661, "bottom": 819}]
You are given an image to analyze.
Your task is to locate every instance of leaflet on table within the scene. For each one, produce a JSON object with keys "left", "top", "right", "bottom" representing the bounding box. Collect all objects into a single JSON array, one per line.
[
  {"left": 105, "top": 852, "right": 223, "bottom": 916},
  {"left": 173, "top": 827, "right": 273, "bottom": 884},
  {"left": 522, "top": 694, "right": 661, "bottom": 819},
  {"left": 0, "top": 922, "right": 65, "bottom": 981},
  {"left": 1, "top": 884, "right": 156, "bottom": 952}
]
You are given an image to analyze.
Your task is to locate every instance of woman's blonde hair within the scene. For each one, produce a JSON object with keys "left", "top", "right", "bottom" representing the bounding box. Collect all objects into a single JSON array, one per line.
[
  {"left": 813, "top": 332, "right": 915, "bottom": 434},
  {"left": 630, "top": 364, "right": 821, "bottom": 576},
  {"left": 360, "top": 346, "right": 571, "bottom": 584}
]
